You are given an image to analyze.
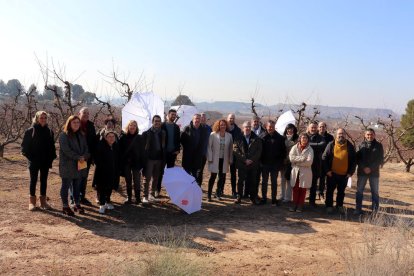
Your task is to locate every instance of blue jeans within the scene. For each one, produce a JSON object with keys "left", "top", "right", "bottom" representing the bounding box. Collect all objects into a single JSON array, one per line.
[
  {"left": 61, "top": 178, "right": 81, "bottom": 207},
  {"left": 356, "top": 175, "right": 380, "bottom": 211}
]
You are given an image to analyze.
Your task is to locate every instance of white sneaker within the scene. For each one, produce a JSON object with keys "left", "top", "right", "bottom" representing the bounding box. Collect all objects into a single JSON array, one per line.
[
  {"left": 142, "top": 197, "right": 149, "bottom": 204},
  {"left": 99, "top": 205, "right": 106, "bottom": 214},
  {"left": 105, "top": 203, "right": 114, "bottom": 210}
]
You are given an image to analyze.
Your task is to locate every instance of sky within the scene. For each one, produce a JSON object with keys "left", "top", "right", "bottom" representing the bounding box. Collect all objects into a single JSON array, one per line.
[{"left": 0, "top": 0, "right": 413, "bottom": 113}]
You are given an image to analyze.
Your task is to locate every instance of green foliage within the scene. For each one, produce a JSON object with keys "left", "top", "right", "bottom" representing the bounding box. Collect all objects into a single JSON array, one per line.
[{"left": 400, "top": 99, "right": 414, "bottom": 148}]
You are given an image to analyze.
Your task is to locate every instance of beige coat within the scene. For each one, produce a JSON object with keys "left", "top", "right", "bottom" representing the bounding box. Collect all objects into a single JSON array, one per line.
[
  {"left": 289, "top": 143, "right": 314, "bottom": 188},
  {"left": 207, "top": 132, "right": 233, "bottom": 173}
]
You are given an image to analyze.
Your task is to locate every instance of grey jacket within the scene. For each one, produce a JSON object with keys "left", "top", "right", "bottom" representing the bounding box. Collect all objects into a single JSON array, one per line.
[{"left": 59, "top": 132, "right": 90, "bottom": 179}]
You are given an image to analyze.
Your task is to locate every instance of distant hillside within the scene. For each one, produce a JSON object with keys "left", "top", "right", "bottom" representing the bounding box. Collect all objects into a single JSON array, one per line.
[{"left": 193, "top": 101, "right": 399, "bottom": 121}]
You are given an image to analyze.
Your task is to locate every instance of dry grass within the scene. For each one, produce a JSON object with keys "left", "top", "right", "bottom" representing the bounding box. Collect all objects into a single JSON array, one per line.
[{"left": 340, "top": 210, "right": 414, "bottom": 276}]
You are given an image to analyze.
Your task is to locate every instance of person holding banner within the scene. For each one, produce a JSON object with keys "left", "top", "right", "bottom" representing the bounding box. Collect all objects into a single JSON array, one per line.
[
  {"left": 59, "top": 115, "right": 90, "bottom": 216},
  {"left": 322, "top": 128, "right": 356, "bottom": 215}
]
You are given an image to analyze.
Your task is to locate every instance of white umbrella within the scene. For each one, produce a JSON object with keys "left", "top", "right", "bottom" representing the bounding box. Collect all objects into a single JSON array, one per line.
[
  {"left": 170, "top": 105, "right": 198, "bottom": 131},
  {"left": 122, "top": 92, "right": 165, "bottom": 134},
  {"left": 162, "top": 167, "right": 202, "bottom": 214},
  {"left": 276, "top": 110, "right": 296, "bottom": 135}
]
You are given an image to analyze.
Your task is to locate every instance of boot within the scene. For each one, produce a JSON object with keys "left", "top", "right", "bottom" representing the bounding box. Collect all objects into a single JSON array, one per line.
[
  {"left": 62, "top": 206, "right": 75, "bottom": 216},
  {"left": 29, "top": 196, "right": 36, "bottom": 211},
  {"left": 39, "top": 195, "right": 52, "bottom": 210}
]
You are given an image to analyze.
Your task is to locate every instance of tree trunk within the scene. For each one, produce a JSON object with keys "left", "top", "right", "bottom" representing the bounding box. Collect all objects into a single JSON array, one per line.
[{"left": 0, "top": 145, "right": 4, "bottom": 158}]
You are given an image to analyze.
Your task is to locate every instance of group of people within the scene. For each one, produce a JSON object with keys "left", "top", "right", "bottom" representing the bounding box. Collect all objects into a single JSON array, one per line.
[{"left": 21, "top": 108, "right": 384, "bottom": 217}]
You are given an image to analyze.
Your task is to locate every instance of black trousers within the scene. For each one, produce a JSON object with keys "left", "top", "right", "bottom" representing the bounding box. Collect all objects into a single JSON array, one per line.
[
  {"left": 230, "top": 161, "right": 237, "bottom": 195},
  {"left": 309, "top": 173, "right": 319, "bottom": 204},
  {"left": 325, "top": 173, "right": 348, "bottom": 207},
  {"left": 97, "top": 183, "right": 113, "bottom": 206},
  {"left": 184, "top": 167, "right": 202, "bottom": 186},
  {"left": 198, "top": 155, "right": 207, "bottom": 186},
  {"left": 124, "top": 163, "right": 141, "bottom": 199},
  {"left": 261, "top": 165, "right": 278, "bottom": 201},
  {"left": 157, "top": 152, "right": 177, "bottom": 192},
  {"left": 80, "top": 163, "right": 91, "bottom": 200},
  {"left": 319, "top": 175, "right": 327, "bottom": 195},
  {"left": 208, "top": 158, "right": 226, "bottom": 197},
  {"left": 29, "top": 164, "right": 49, "bottom": 196},
  {"left": 237, "top": 166, "right": 258, "bottom": 201}
]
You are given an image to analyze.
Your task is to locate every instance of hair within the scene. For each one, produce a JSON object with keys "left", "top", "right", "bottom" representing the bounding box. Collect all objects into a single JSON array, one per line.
[
  {"left": 212, "top": 119, "right": 229, "bottom": 132},
  {"left": 308, "top": 121, "right": 318, "bottom": 126},
  {"left": 366, "top": 128, "right": 376, "bottom": 134},
  {"left": 242, "top": 120, "right": 251, "bottom": 127},
  {"left": 298, "top": 132, "right": 310, "bottom": 145},
  {"left": 79, "top": 107, "right": 89, "bottom": 114},
  {"left": 63, "top": 115, "right": 81, "bottom": 135},
  {"left": 104, "top": 130, "right": 117, "bottom": 138},
  {"left": 252, "top": 115, "right": 261, "bottom": 121},
  {"left": 104, "top": 115, "right": 117, "bottom": 125},
  {"left": 152, "top": 115, "right": 162, "bottom": 122},
  {"left": 266, "top": 120, "right": 276, "bottom": 126},
  {"left": 32, "top": 110, "right": 48, "bottom": 125},
  {"left": 318, "top": 121, "right": 327, "bottom": 127},
  {"left": 193, "top": 113, "right": 201, "bottom": 118},
  {"left": 124, "top": 120, "right": 139, "bottom": 134},
  {"left": 283, "top": 123, "right": 299, "bottom": 140},
  {"left": 168, "top": 109, "right": 177, "bottom": 114}
]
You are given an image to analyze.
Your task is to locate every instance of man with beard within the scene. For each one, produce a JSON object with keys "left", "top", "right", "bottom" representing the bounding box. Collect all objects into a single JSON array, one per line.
[
  {"left": 227, "top": 113, "right": 242, "bottom": 198},
  {"left": 318, "top": 121, "right": 334, "bottom": 201},
  {"left": 322, "top": 128, "right": 356, "bottom": 214}
]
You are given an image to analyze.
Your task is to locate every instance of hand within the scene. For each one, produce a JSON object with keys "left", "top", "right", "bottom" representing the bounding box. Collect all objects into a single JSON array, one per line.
[
  {"left": 363, "top": 167, "right": 371, "bottom": 174},
  {"left": 326, "top": 171, "right": 333, "bottom": 177}
]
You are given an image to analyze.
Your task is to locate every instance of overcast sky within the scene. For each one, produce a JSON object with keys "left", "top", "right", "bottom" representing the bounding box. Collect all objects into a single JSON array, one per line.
[{"left": 0, "top": 0, "right": 413, "bottom": 112}]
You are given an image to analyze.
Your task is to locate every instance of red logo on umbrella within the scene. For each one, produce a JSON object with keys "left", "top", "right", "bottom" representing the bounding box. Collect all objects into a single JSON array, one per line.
[{"left": 181, "top": 199, "right": 189, "bottom": 205}]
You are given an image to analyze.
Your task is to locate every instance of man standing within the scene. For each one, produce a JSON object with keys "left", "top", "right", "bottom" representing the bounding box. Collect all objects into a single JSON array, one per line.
[
  {"left": 157, "top": 109, "right": 181, "bottom": 197},
  {"left": 142, "top": 115, "right": 166, "bottom": 203},
  {"left": 252, "top": 116, "right": 265, "bottom": 199},
  {"left": 233, "top": 121, "right": 262, "bottom": 205},
  {"left": 181, "top": 114, "right": 208, "bottom": 186},
  {"left": 307, "top": 122, "right": 326, "bottom": 207},
  {"left": 227, "top": 113, "right": 242, "bottom": 198},
  {"left": 78, "top": 107, "right": 97, "bottom": 205},
  {"left": 200, "top": 113, "right": 212, "bottom": 185},
  {"left": 318, "top": 121, "right": 334, "bottom": 200},
  {"left": 260, "top": 120, "right": 286, "bottom": 205},
  {"left": 354, "top": 128, "right": 384, "bottom": 215},
  {"left": 322, "top": 128, "right": 356, "bottom": 214}
]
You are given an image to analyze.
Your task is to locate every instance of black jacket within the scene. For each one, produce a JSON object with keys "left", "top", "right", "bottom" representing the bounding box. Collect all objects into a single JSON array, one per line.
[
  {"left": 119, "top": 132, "right": 145, "bottom": 170},
  {"left": 260, "top": 131, "right": 286, "bottom": 168},
  {"left": 180, "top": 122, "right": 208, "bottom": 170},
  {"left": 161, "top": 122, "right": 181, "bottom": 153},
  {"left": 322, "top": 140, "right": 356, "bottom": 176},
  {"left": 142, "top": 128, "right": 166, "bottom": 161},
  {"left": 229, "top": 124, "right": 242, "bottom": 141},
  {"left": 308, "top": 133, "right": 326, "bottom": 177},
  {"left": 321, "top": 132, "right": 334, "bottom": 148},
  {"left": 21, "top": 124, "right": 56, "bottom": 167},
  {"left": 233, "top": 132, "right": 263, "bottom": 170},
  {"left": 83, "top": 120, "right": 97, "bottom": 163},
  {"left": 356, "top": 139, "right": 384, "bottom": 177},
  {"left": 94, "top": 140, "right": 120, "bottom": 189}
]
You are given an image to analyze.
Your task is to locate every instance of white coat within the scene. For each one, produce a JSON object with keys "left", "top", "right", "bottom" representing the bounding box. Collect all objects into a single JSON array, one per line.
[
  {"left": 289, "top": 143, "right": 314, "bottom": 188},
  {"left": 207, "top": 132, "right": 233, "bottom": 173}
]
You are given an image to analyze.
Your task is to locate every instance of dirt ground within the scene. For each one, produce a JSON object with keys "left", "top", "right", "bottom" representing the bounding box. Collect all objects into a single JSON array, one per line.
[{"left": 1, "top": 144, "right": 413, "bottom": 276}]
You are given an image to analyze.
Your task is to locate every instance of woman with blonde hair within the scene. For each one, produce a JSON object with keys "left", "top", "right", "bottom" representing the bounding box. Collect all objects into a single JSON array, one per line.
[
  {"left": 207, "top": 119, "right": 233, "bottom": 201},
  {"left": 21, "top": 111, "right": 56, "bottom": 211},
  {"left": 289, "top": 133, "right": 314, "bottom": 212},
  {"left": 59, "top": 115, "right": 90, "bottom": 216},
  {"left": 119, "top": 120, "right": 145, "bottom": 204}
]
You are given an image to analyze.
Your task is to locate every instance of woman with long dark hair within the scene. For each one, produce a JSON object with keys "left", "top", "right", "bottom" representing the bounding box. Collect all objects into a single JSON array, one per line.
[
  {"left": 21, "top": 111, "right": 56, "bottom": 211},
  {"left": 280, "top": 123, "right": 299, "bottom": 203},
  {"left": 59, "top": 115, "right": 90, "bottom": 216}
]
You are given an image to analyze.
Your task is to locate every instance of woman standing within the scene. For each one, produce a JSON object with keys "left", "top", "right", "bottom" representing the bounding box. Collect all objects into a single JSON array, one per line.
[
  {"left": 207, "top": 119, "right": 233, "bottom": 201},
  {"left": 59, "top": 115, "right": 90, "bottom": 216},
  {"left": 280, "top": 123, "right": 298, "bottom": 203},
  {"left": 21, "top": 111, "right": 57, "bottom": 211},
  {"left": 289, "top": 133, "right": 314, "bottom": 212},
  {"left": 119, "top": 120, "right": 144, "bottom": 204},
  {"left": 94, "top": 131, "right": 120, "bottom": 214}
]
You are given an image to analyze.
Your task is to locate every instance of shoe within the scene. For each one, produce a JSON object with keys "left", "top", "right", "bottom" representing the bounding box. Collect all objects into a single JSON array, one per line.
[
  {"left": 296, "top": 206, "right": 303, "bottom": 213},
  {"left": 105, "top": 203, "right": 114, "bottom": 210},
  {"left": 124, "top": 198, "right": 132, "bottom": 204},
  {"left": 271, "top": 199, "right": 277, "bottom": 205},
  {"left": 309, "top": 202, "right": 317, "bottom": 208},
  {"left": 217, "top": 195, "right": 222, "bottom": 201},
  {"left": 337, "top": 206, "right": 346, "bottom": 215},
  {"left": 135, "top": 197, "right": 142, "bottom": 204},
  {"left": 282, "top": 199, "right": 290, "bottom": 203},
  {"left": 62, "top": 207, "right": 75, "bottom": 216},
  {"left": 73, "top": 205, "right": 85, "bottom": 214},
  {"left": 39, "top": 195, "right": 52, "bottom": 210},
  {"left": 252, "top": 198, "right": 261, "bottom": 205},
  {"left": 326, "top": 207, "right": 335, "bottom": 214},
  {"left": 207, "top": 197, "right": 212, "bottom": 202},
  {"left": 289, "top": 206, "right": 296, "bottom": 212},
  {"left": 353, "top": 209, "right": 363, "bottom": 216},
  {"left": 81, "top": 198, "right": 92, "bottom": 206},
  {"left": 99, "top": 205, "right": 106, "bottom": 214},
  {"left": 142, "top": 197, "right": 149, "bottom": 204},
  {"left": 260, "top": 198, "right": 267, "bottom": 205},
  {"left": 148, "top": 195, "right": 155, "bottom": 202},
  {"left": 232, "top": 193, "right": 237, "bottom": 199},
  {"left": 154, "top": 191, "right": 160, "bottom": 198},
  {"left": 29, "top": 196, "right": 37, "bottom": 211},
  {"left": 234, "top": 197, "right": 241, "bottom": 204}
]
